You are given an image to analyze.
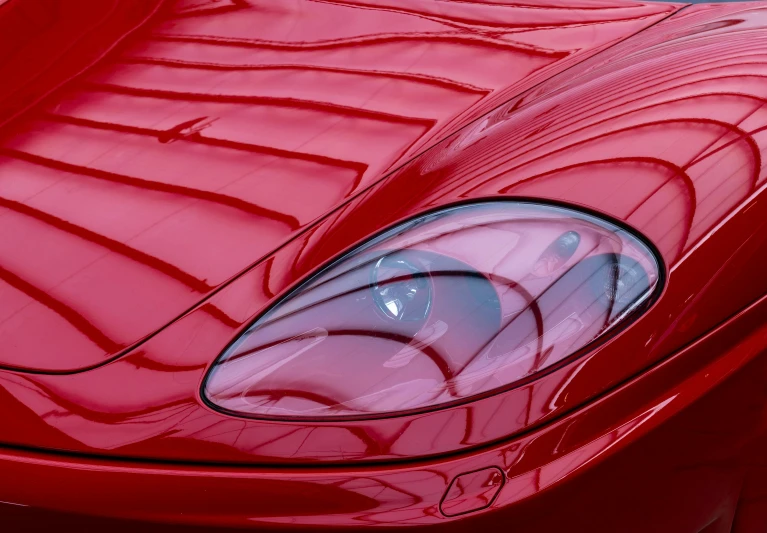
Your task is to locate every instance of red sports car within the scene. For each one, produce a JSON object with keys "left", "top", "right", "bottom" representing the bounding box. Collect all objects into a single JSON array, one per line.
[{"left": 0, "top": 0, "right": 765, "bottom": 531}]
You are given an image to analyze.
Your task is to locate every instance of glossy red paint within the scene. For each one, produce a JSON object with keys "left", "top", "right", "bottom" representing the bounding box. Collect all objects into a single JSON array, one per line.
[
  {"left": 1, "top": 0, "right": 767, "bottom": 531},
  {"left": 3, "top": 287, "right": 767, "bottom": 531},
  {"left": 0, "top": 0, "right": 675, "bottom": 372}
]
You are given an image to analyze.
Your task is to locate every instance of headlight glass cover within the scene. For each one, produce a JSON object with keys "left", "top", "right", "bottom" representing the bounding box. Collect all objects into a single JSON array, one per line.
[{"left": 203, "top": 202, "right": 661, "bottom": 420}]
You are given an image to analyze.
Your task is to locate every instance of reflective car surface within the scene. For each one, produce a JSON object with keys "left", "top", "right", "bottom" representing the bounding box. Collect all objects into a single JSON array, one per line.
[{"left": 1, "top": 0, "right": 767, "bottom": 531}]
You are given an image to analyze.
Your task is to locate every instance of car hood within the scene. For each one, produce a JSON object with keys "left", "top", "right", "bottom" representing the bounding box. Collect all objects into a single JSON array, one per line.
[
  {"left": 0, "top": 0, "right": 678, "bottom": 371},
  {"left": 2, "top": 0, "right": 767, "bottom": 464}
]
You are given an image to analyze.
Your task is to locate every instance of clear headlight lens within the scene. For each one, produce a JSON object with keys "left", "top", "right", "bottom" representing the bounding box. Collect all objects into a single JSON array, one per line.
[{"left": 203, "top": 202, "right": 661, "bottom": 420}]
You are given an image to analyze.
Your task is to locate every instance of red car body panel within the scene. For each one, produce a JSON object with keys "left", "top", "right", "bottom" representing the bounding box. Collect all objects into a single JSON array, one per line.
[
  {"left": 1, "top": 0, "right": 767, "bottom": 531},
  {"left": 0, "top": 0, "right": 675, "bottom": 372}
]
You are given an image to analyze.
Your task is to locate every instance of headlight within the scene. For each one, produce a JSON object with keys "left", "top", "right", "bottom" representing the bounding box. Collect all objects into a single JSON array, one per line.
[{"left": 203, "top": 202, "right": 661, "bottom": 420}]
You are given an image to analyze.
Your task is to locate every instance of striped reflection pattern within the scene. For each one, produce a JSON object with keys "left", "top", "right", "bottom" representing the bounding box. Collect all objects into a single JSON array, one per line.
[{"left": 0, "top": 0, "right": 674, "bottom": 371}]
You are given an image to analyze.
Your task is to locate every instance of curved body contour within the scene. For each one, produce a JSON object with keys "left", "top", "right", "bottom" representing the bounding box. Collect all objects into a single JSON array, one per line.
[{"left": 1, "top": 0, "right": 767, "bottom": 531}]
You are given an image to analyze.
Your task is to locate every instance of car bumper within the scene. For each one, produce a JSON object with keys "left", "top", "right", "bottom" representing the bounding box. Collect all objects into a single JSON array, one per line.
[{"left": 3, "top": 295, "right": 767, "bottom": 532}]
